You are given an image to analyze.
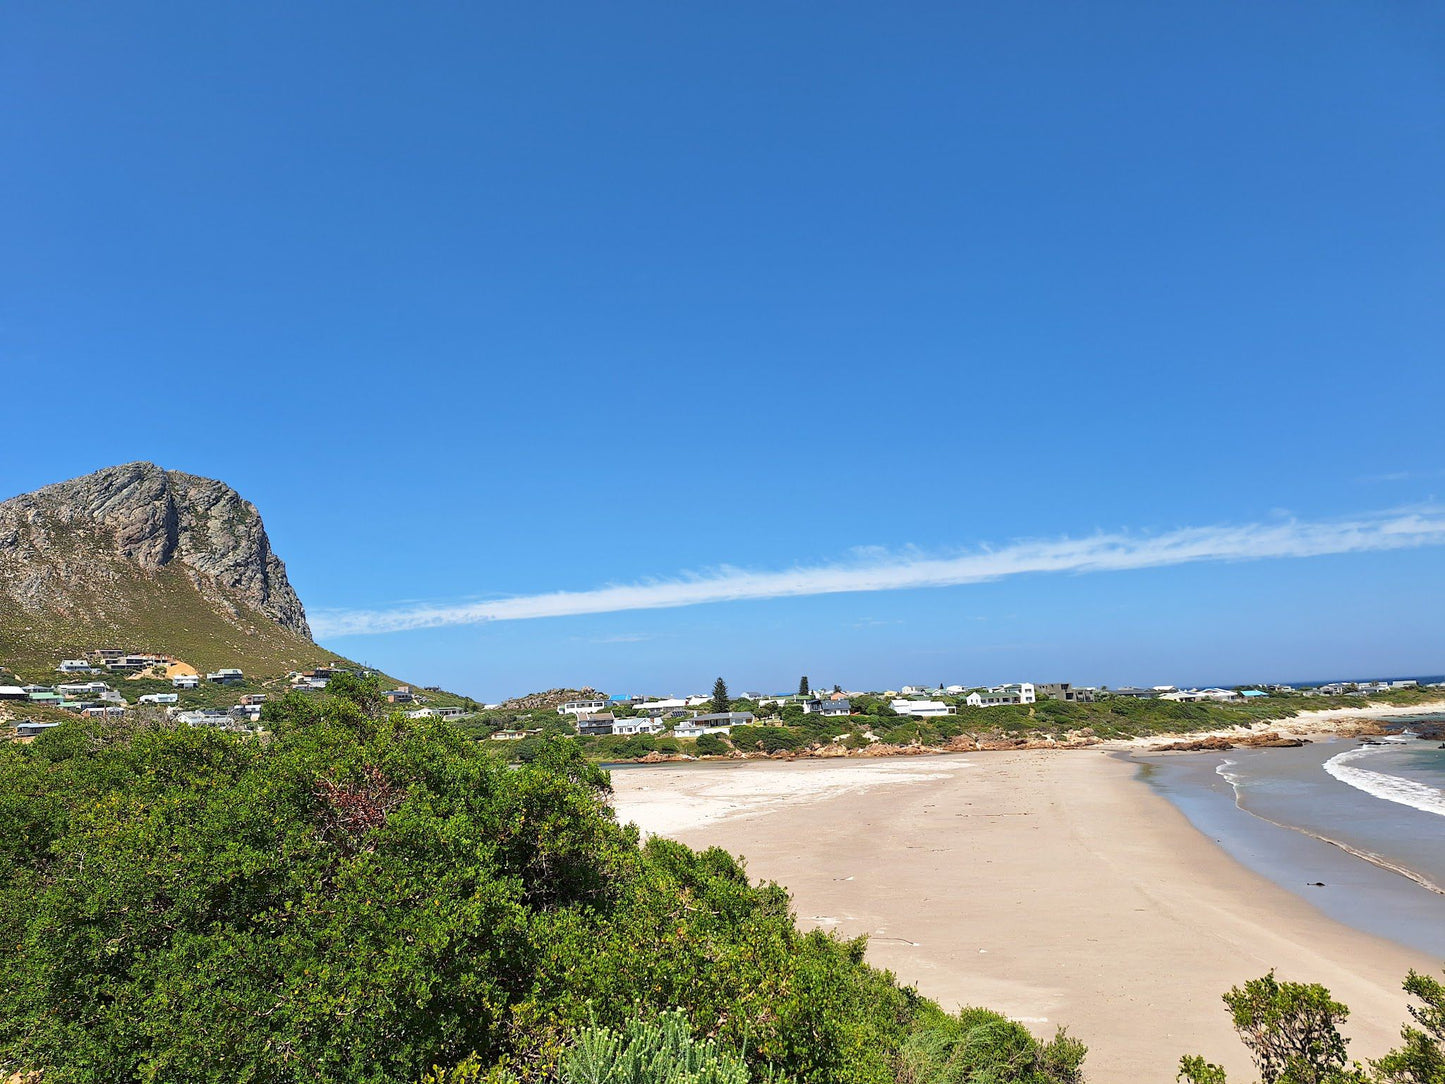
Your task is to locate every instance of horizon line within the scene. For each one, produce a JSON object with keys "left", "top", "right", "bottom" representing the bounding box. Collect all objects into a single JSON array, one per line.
[{"left": 309, "top": 506, "right": 1445, "bottom": 638}]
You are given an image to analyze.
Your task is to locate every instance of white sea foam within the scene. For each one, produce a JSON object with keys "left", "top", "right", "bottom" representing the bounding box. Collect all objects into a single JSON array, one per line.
[
  {"left": 1215, "top": 758, "right": 1242, "bottom": 788},
  {"left": 1323, "top": 746, "right": 1445, "bottom": 818}
]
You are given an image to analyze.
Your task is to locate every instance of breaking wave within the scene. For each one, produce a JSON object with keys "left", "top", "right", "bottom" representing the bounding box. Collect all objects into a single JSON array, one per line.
[{"left": 1324, "top": 746, "right": 1445, "bottom": 818}]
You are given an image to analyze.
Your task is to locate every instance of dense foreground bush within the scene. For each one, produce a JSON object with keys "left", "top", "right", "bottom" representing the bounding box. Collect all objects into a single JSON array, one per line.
[
  {"left": 0, "top": 683, "right": 1085, "bottom": 1084},
  {"left": 1180, "top": 968, "right": 1445, "bottom": 1084}
]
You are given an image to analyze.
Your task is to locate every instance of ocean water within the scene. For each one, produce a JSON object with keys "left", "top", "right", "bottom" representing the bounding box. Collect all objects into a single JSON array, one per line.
[{"left": 1137, "top": 721, "right": 1445, "bottom": 958}]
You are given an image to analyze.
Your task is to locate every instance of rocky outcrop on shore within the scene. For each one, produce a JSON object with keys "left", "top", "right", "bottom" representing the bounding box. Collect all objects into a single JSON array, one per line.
[{"left": 1148, "top": 731, "right": 1314, "bottom": 752}]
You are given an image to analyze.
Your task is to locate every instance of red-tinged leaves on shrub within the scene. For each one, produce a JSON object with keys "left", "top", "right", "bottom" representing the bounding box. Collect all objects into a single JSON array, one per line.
[{"left": 314, "top": 765, "right": 405, "bottom": 854}]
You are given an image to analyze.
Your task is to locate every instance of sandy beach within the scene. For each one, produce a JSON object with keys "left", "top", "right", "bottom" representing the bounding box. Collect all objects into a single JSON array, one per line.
[{"left": 610, "top": 751, "right": 1440, "bottom": 1084}]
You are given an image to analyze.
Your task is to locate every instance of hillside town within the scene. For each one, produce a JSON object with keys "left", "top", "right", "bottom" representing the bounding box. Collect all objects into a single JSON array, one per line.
[
  {"left": 1, "top": 649, "right": 1437, "bottom": 749},
  {"left": 0, "top": 647, "right": 469, "bottom": 738}
]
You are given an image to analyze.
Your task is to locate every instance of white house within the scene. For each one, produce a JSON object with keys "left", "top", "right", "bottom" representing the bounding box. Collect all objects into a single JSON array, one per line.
[
  {"left": 139, "top": 692, "right": 179, "bottom": 705},
  {"left": 1198, "top": 688, "right": 1243, "bottom": 702},
  {"left": 172, "top": 674, "right": 200, "bottom": 689},
  {"left": 964, "top": 683, "right": 1036, "bottom": 708},
  {"left": 691, "top": 711, "right": 755, "bottom": 726},
  {"left": 803, "top": 698, "right": 851, "bottom": 716},
  {"left": 889, "top": 699, "right": 956, "bottom": 717},
  {"left": 56, "top": 682, "right": 110, "bottom": 697},
  {"left": 635, "top": 698, "right": 692, "bottom": 717},
  {"left": 557, "top": 699, "right": 609, "bottom": 717},
  {"left": 675, "top": 723, "right": 732, "bottom": 738},
  {"left": 612, "top": 718, "right": 664, "bottom": 736},
  {"left": 178, "top": 709, "right": 233, "bottom": 727},
  {"left": 207, "top": 668, "right": 244, "bottom": 684},
  {"left": 57, "top": 659, "right": 97, "bottom": 673},
  {"left": 1158, "top": 689, "right": 1213, "bottom": 703}
]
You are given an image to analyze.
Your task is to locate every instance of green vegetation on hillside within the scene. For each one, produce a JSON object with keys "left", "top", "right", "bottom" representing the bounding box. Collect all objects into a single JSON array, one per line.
[
  {"left": 0, "top": 679, "right": 1087, "bottom": 1084},
  {"left": 0, "top": 563, "right": 339, "bottom": 679}
]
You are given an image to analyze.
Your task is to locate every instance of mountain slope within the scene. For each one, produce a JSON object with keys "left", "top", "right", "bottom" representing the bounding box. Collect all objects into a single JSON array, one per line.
[{"left": 0, "top": 463, "right": 338, "bottom": 678}]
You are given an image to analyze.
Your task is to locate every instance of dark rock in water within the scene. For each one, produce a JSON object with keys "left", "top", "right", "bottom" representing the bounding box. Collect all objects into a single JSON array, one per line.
[
  {"left": 1308, "top": 881, "right": 1326, "bottom": 887},
  {"left": 1149, "top": 736, "right": 1236, "bottom": 752},
  {"left": 1381, "top": 720, "right": 1445, "bottom": 741},
  {"left": 1254, "top": 738, "right": 1306, "bottom": 748}
]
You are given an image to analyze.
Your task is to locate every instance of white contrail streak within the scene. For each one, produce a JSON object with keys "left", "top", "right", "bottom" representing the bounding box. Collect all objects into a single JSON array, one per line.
[{"left": 310, "top": 507, "right": 1445, "bottom": 637}]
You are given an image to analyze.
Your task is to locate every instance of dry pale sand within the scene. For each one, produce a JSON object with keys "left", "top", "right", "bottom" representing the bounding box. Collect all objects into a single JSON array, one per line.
[{"left": 610, "top": 752, "right": 1438, "bottom": 1084}]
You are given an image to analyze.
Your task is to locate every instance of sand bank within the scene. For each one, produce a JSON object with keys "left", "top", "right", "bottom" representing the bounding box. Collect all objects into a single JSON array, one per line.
[
  {"left": 610, "top": 752, "right": 1438, "bottom": 1084},
  {"left": 1106, "top": 698, "right": 1445, "bottom": 751}
]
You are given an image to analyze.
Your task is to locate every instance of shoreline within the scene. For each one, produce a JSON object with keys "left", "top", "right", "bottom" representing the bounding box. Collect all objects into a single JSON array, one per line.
[
  {"left": 1124, "top": 744, "right": 1445, "bottom": 899},
  {"left": 610, "top": 750, "right": 1441, "bottom": 1084}
]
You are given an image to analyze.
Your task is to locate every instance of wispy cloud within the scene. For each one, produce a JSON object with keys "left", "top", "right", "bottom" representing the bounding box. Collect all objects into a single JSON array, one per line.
[
  {"left": 1359, "top": 468, "right": 1445, "bottom": 484},
  {"left": 310, "top": 507, "right": 1445, "bottom": 638}
]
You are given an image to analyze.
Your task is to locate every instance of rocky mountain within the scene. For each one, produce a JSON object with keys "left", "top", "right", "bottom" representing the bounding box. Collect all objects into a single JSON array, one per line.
[{"left": 0, "top": 463, "right": 333, "bottom": 677}]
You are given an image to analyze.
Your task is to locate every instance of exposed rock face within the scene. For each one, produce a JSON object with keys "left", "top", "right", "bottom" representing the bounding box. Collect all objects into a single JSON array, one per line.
[
  {"left": 0, "top": 462, "right": 311, "bottom": 639},
  {"left": 501, "top": 688, "right": 605, "bottom": 711}
]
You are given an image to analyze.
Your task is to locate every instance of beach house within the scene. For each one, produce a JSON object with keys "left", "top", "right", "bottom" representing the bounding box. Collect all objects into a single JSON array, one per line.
[
  {"left": 575, "top": 713, "right": 616, "bottom": 735},
  {"left": 557, "top": 698, "right": 609, "bottom": 717},
  {"left": 890, "top": 699, "right": 956, "bottom": 717},
  {"left": 964, "top": 683, "right": 1036, "bottom": 708},
  {"left": 612, "top": 718, "right": 664, "bottom": 736}
]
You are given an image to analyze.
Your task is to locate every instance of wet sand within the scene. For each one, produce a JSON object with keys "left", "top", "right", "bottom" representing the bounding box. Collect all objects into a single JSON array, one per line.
[{"left": 610, "top": 752, "right": 1438, "bottom": 1084}]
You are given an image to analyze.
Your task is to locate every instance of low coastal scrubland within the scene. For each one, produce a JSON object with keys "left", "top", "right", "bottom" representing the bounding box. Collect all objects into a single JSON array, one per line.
[
  {"left": 3, "top": 677, "right": 1441, "bottom": 1084},
  {"left": 465, "top": 686, "right": 1445, "bottom": 765}
]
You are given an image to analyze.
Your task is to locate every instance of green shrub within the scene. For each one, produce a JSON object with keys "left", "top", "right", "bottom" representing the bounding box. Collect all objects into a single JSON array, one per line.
[
  {"left": 694, "top": 733, "right": 728, "bottom": 756},
  {"left": 1373, "top": 968, "right": 1445, "bottom": 1083},
  {"left": 729, "top": 726, "right": 803, "bottom": 753},
  {"left": 0, "top": 688, "right": 939, "bottom": 1084},
  {"left": 560, "top": 1010, "right": 767, "bottom": 1084},
  {"left": 897, "top": 1005, "right": 1085, "bottom": 1084}
]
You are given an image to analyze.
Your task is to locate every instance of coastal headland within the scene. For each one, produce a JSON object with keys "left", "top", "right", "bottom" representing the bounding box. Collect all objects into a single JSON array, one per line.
[{"left": 610, "top": 748, "right": 1440, "bottom": 1084}]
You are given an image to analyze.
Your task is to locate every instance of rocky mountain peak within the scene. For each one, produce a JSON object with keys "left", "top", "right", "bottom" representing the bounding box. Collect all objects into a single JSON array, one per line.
[{"left": 0, "top": 462, "right": 312, "bottom": 639}]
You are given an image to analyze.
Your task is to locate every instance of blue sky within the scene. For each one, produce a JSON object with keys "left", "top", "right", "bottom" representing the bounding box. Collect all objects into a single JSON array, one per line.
[{"left": 3, "top": 2, "right": 1443, "bottom": 699}]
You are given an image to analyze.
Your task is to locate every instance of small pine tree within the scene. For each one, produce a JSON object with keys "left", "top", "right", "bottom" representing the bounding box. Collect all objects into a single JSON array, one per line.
[
  {"left": 711, "top": 677, "right": 730, "bottom": 714},
  {"left": 798, "top": 676, "right": 810, "bottom": 696}
]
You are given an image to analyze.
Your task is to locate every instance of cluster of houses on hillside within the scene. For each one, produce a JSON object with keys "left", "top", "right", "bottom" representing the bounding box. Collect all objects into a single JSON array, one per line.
[
  {"left": 57, "top": 649, "right": 173, "bottom": 675},
  {"left": 0, "top": 649, "right": 266, "bottom": 732}
]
